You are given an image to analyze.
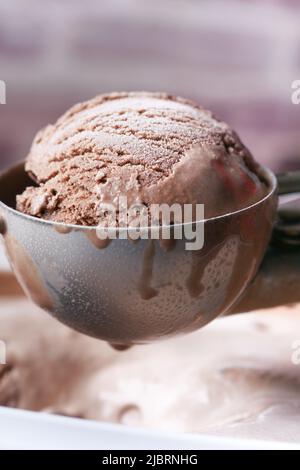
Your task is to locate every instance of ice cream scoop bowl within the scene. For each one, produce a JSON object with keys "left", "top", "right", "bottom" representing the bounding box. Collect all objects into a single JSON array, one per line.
[{"left": 0, "top": 162, "right": 278, "bottom": 345}]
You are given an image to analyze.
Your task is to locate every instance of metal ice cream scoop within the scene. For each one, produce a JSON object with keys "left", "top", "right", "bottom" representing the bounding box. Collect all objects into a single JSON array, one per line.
[{"left": 0, "top": 163, "right": 299, "bottom": 346}]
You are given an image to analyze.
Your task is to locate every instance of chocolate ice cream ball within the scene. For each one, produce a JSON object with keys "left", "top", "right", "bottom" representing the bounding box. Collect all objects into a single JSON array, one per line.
[{"left": 16, "top": 92, "right": 267, "bottom": 226}]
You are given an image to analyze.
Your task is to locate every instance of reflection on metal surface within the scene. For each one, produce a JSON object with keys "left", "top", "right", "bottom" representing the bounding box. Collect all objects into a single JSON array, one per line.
[
  {"left": 3, "top": 234, "right": 53, "bottom": 311},
  {"left": 0, "top": 163, "right": 277, "bottom": 344}
]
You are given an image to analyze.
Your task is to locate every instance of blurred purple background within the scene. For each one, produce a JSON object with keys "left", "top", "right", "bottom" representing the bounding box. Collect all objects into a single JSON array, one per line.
[{"left": 0, "top": 0, "right": 300, "bottom": 173}]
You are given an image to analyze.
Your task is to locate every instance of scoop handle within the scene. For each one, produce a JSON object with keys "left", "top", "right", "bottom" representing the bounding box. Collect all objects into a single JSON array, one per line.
[
  {"left": 277, "top": 171, "right": 300, "bottom": 195},
  {"left": 229, "top": 171, "right": 300, "bottom": 314}
]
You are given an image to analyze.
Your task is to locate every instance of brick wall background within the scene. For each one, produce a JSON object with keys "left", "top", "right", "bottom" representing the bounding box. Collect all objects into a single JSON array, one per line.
[{"left": 0, "top": 0, "right": 300, "bottom": 172}]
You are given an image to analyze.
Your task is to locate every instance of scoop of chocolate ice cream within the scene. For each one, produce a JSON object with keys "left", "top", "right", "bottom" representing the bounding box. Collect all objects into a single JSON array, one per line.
[{"left": 16, "top": 92, "right": 267, "bottom": 226}]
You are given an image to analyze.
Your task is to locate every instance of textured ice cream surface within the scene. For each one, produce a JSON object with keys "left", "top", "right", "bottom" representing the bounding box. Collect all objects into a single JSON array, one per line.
[
  {"left": 16, "top": 92, "right": 268, "bottom": 226},
  {"left": 1, "top": 298, "right": 300, "bottom": 443}
]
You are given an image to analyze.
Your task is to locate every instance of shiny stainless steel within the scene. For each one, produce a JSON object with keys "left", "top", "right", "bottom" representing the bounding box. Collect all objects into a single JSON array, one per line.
[
  {"left": 0, "top": 163, "right": 277, "bottom": 345},
  {"left": 273, "top": 172, "right": 300, "bottom": 247},
  {"left": 277, "top": 171, "right": 300, "bottom": 196}
]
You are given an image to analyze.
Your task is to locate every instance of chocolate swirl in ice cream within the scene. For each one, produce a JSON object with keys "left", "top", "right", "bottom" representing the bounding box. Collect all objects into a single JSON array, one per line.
[{"left": 16, "top": 92, "right": 267, "bottom": 226}]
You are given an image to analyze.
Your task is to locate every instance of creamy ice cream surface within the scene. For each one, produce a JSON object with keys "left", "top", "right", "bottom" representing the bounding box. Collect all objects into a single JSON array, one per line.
[
  {"left": 1, "top": 298, "right": 300, "bottom": 443},
  {"left": 16, "top": 92, "right": 267, "bottom": 225}
]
